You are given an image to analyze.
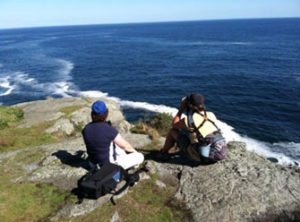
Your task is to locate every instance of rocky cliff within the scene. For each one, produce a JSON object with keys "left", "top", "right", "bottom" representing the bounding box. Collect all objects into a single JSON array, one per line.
[{"left": 0, "top": 97, "right": 299, "bottom": 222}]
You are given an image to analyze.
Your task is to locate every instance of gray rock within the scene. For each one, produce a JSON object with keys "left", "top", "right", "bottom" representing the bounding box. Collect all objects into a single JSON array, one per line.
[
  {"left": 173, "top": 142, "right": 300, "bottom": 222},
  {"left": 70, "top": 107, "right": 91, "bottom": 126},
  {"left": 144, "top": 160, "right": 157, "bottom": 175},
  {"left": 110, "top": 212, "right": 120, "bottom": 222},
  {"left": 6, "top": 97, "right": 300, "bottom": 221},
  {"left": 45, "top": 118, "right": 75, "bottom": 136},
  {"left": 155, "top": 180, "right": 166, "bottom": 188},
  {"left": 51, "top": 196, "right": 111, "bottom": 221},
  {"left": 123, "top": 133, "right": 152, "bottom": 149},
  {"left": 15, "top": 97, "right": 87, "bottom": 128},
  {"left": 115, "top": 121, "right": 132, "bottom": 134}
]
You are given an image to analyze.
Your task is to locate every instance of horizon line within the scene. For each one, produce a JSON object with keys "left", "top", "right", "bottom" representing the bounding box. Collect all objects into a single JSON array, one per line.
[{"left": 1, "top": 16, "right": 299, "bottom": 31}]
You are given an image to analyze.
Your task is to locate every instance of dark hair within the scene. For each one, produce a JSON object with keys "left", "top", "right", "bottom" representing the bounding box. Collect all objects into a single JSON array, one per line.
[
  {"left": 91, "top": 110, "right": 109, "bottom": 122},
  {"left": 188, "top": 94, "right": 205, "bottom": 111}
]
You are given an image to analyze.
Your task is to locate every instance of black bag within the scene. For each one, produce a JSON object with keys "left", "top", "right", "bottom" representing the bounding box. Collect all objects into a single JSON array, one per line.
[{"left": 77, "top": 162, "right": 142, "bottom": 203}]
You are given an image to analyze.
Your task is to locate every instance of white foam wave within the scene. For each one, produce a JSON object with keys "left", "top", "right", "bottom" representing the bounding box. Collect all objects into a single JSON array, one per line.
[
  {"left": 80, "top": 89, "right": 299, "bottom": 166},
  {"left": 117, "top": 100, "right": 178, "bottom": 116},
  {"left": 0, "top": 76, "right": 14, "bottom": 96},
  {"left": 80, "top": 90, "right": 109, "bottom": 98},
  {"left": 216, "top": 120, "right": 299, "bottom": 166},
  {"left": 55, "top": 59, "right": 74, "bottom": 81},
  {"left": 0, "top": 71, "right": 77, "bottom": 98},
  {"left": 79, "top": 90, "right": 177, "bottom": 115}
]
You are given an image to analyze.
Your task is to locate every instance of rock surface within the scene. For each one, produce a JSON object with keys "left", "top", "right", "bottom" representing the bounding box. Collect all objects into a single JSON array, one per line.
[
  {"left": 3, "top": 97, "right": 300, "bottom": 221},
  {"left": 147, "top": 142, "right": 300, "bottom": 222},
  {"left": 15, "top": 97, "right": 131, "bottom": 135}
]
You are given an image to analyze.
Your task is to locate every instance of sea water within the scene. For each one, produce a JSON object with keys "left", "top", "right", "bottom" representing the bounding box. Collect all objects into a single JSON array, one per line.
[{"left": 0, "top": 18, "right": 299, "bottom": 165}]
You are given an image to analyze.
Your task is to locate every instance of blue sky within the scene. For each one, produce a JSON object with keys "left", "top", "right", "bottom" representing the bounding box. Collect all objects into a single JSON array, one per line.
[{"left": 0, "top": 0, "right": 299, "bottom": 29}]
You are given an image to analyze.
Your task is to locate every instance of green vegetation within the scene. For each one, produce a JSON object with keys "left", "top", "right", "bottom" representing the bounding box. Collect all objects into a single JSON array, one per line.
[
  {"left": 0, "top": 122, "right": 57, "bottom": 152},
  {"left": 68, "top": 178, "right": 191, "bottom": 222},
  {"left": 0, "top": 106, "right": 24, "bottom": 129},
  {"left": 0, "top": 172, "right": 68, "bottom": 222},
  {"left": 0, "top": 150, "right": 70, "bottom": 222},
  {"left": 0, "top": 104, "right": 190, "bottom": 221},
  {"left": 147, "top": 113, "right": 173, "bottom": 136},
  {"left": 13, "top": 148, "right": 46, "bottom": 165},
  {"left": 131, "top": 112, "right": 173, "bottom": 140},
  {"left": 0, "top": 106, "right": 59, "bottom": 152}
]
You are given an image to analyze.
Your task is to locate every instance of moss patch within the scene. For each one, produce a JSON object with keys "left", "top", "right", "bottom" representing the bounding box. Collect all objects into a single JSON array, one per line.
[
  {"left": 0, "top": 122, "right": 57, "bottom": 152},
  {"left": 0, "top": 106, "right": 24, "bottom": 129},
  {"left": 0, "top": 161, "right": 69, "bottom": 222},
  {"left": 0, "top": 181, "right": 67, "bottom": 222}
]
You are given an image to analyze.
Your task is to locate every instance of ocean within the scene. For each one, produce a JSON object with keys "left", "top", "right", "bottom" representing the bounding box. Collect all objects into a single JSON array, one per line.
[{"left": 0, "top": 18, "right": 299, "bottom": 165}]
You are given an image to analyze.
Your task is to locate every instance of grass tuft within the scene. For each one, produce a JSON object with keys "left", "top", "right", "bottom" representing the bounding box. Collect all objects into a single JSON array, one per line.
[
  {"left": 131, "top": 112, "right": 172, "bottom": 140},
  {"left": 0, "top": 122, "right": 57, "bottom": 152},
  {"left": 0, "top": 161, "right": 69, "bottom": 222},
  {"left": 0, "top": 106, "right": 24, "bottom": 129}
]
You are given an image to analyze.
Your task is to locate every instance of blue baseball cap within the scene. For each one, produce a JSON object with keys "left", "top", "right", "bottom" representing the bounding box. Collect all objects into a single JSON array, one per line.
[{"left": 91, "top": 100, "right": 107, "bottom": 115}]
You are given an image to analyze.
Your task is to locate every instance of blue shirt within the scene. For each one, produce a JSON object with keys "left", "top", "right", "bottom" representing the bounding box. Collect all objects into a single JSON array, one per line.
[{"left": 82, "top": 121, "right": 118, "bottom": 165}]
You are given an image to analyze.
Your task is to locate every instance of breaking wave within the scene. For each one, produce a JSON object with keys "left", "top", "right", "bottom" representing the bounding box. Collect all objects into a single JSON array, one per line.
[
  {"left": 0, "top": 76, "right": 15, "bottom": 96},
  {"left": 80, "top": 89, "right": 300, "bottom": 167},
  {"left": 55, "top": 59, "right": 74, "bottom": 80},
  {"left": 0, "top": 58, "right": 76, "bottom": 98},
  {"left": 0, "top": 74, "right": 76, "bottom": 98}
]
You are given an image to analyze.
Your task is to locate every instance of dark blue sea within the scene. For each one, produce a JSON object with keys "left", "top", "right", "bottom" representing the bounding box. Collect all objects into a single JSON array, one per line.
[{"left": 0, "top": 18, "right": 299, "bottom": 164}]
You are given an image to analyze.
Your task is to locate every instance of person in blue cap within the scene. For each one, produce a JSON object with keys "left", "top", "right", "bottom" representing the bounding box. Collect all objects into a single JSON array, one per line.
[{"left": 82, "top": 100, "right": 144, "bottom": 169}]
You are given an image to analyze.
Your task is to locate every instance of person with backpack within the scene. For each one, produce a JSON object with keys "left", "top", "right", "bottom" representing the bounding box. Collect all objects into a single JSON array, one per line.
[
  {"left": 160, "top": 93, "right": 227, "bottom": 164},
  {"left": 82, "top": 100, "right": 144, "bottom": 170}
]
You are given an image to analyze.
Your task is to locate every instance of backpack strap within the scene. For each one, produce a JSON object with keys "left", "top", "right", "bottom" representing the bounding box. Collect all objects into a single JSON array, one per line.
[
  {"left": 189, "top": 110, "right": 220, "bottom": 144},
  {"left": 110, "top": 168, "right": 131, "bottom": 205},
  {"left": 110, "top": 166, "right": 148, "bottom": 205},
  {"left": 193, "top": 110, "right": 219, "bottom": 131}
]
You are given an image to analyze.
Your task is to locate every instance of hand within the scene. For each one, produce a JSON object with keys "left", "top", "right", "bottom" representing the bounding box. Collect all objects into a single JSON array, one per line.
[{"left": 126, "top": 147, "right": 136, "bottom": 153}]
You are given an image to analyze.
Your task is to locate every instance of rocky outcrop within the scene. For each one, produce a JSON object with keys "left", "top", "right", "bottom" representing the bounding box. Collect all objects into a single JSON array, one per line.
[
  {"left": 147, "top": 142, "right": 300, "bottom": 222},
  {"left": 15, "top": 97, "right": 131, "bottom": 135},
  {"left": 4, "top": 97, "right": 300, "bottom": 221}
]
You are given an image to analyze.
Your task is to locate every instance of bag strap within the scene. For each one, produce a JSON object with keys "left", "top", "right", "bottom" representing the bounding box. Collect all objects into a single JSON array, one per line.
[
  {"left": 110, "top": 166, "right": 148, "bottom": 205},
  {"left": 187, "top": 109, "right": 221, "bottom": 144},
  {"left": 113, "top": 142, "right": 117, "bottom": 161},
  {"left": 188, "top": 110, "right": 220, "bottom": 133}
]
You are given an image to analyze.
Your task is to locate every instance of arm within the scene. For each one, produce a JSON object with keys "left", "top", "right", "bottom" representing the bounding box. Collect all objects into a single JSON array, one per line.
[
  {"left": 172, "top": 96, "right": 188, "bottom": 128},
  {"left": 113, "top": 134, "right": 136, "bottom": 153}
]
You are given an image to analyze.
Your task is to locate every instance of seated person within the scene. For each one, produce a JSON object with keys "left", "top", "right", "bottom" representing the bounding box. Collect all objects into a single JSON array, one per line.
[
  {"left": 160, "top": 93, "right": 227, "bottom": 164},
  {"left": 82, "top": 100, "right": 144, "bottom": 170}
]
